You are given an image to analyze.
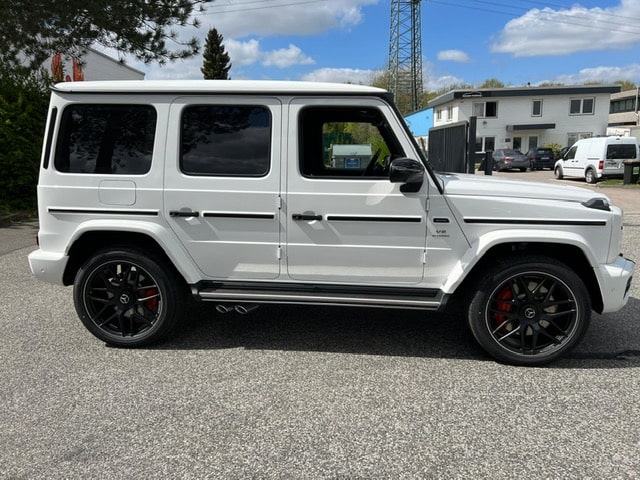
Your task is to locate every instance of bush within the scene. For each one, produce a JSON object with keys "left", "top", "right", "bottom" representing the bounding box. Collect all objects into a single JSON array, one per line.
[{"left": 0, "top": 67, "right": 49, "bottom": 211}]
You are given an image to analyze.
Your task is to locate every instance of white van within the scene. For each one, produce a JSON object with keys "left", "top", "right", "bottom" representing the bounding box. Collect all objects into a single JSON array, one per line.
[
  {"left": 28, "top": 80, "right": 635, "bottom": 366},
  {"left": 554, "top": 136, "right": 638, "bottom": 183}
]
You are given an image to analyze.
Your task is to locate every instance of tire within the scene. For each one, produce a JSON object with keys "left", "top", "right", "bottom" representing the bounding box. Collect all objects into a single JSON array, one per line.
[
  {"left": 519, "top": 168, "right": 527, "bottom": 172},
  {"left": 585, "top": 168, "right": 597, "bottom": 184},
  {"left": 73, "top": 248, "right": 186, "bottom": 347},
  {"left": 467, "top": 256, "right": 591, "bottom": 366},
  {"left": 554, "top": 166, "right": 563, "bottom": 179}
]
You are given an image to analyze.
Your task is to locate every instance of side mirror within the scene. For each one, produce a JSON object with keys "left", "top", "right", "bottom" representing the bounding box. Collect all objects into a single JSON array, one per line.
[{"left": 389, "top": 158, "right": 424, "bottom": 192}]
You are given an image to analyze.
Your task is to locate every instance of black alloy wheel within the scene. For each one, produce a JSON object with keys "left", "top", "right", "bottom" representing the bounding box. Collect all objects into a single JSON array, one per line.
[
  {"left": 73, "top": 248, "right": 184, "bottom": 347},
  {"left": 468, "top": 256, "right": 591, "bottom": 366}
]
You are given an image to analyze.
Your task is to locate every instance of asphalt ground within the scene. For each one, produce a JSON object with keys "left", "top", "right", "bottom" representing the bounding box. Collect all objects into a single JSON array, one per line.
[{"left": 1, "top": 174, "right": 639, "bottom": 478}]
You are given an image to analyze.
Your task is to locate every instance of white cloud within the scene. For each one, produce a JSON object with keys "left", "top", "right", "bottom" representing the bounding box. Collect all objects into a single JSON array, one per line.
[
  {"left": 437, "top": 50, "right": 470, "bottom": 63},
  {"left": 126, "top": 0, "right": 378, "bottom": 79},
  {"left": 225, "top": 39, "right": 262, "bottom": 67},
  {"left": 263, "top": 45, "right": 315, "bottom": 68},
  {"left": 196, "top": 0, "right": 377, "bottom": 40},
  {"left": 492, "top": 1, "right": 640, "bottom": 57},
  {"left": 301, "top": 67, "right": 377, "bottom": 84},
  {"left": 548, "top": 64, "right": 640, "bottom": 85}
]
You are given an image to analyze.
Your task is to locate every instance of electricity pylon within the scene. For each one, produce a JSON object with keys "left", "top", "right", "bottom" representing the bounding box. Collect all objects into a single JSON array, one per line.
[{"left": 388, "top": 0, "right": 424, "bottom": 115}]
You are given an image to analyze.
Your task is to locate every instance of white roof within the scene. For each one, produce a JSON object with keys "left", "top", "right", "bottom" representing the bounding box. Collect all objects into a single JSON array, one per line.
[
  {"left": 53, "top": 79, "right": 387, "bottom": 94},
  {"left": 332, "top": 144, "right": 373, "bottom": 156}
]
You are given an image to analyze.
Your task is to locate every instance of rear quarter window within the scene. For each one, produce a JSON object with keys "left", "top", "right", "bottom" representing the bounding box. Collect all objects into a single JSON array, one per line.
[{"left": 54, "top": 104, "right": 157, "bottom": 174}]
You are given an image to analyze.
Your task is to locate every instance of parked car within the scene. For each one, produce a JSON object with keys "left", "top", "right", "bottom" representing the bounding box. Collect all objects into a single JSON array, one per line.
[
  {"left": 27, "top": 80, "right": 635, "bottom": 366},
  {"left": 557, "top": 146, "right": 570, "bottom": 160},
  {"left": 526, "top": 147, "right": 555, "bottom": 170},
  {"left": 491, "top": 149, "right": 528, "bottom": 171},
  {"left": 554, "top": 136, "right": 638, "bottom": 184}
]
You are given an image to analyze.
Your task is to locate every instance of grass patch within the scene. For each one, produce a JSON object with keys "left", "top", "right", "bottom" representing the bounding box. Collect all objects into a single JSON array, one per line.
[{"left": 599, "top": 178, "right": 640, "bottom": 187}]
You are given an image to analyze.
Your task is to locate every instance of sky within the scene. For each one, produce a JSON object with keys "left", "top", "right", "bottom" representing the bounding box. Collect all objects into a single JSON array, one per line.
[{"left": 122, "top": 0, "right": 640, "bottom": 91}]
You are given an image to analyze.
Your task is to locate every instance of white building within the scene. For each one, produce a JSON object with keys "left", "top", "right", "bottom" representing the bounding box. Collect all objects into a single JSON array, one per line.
[
  {"left": 47, "top": 48, "right": 145, "bottom": 82},
  {"left": 428, "top": 85, "right": 620, "bottom": 154},
  {"left": 607, "top": 89, "right": 640, "bottom": 137}
]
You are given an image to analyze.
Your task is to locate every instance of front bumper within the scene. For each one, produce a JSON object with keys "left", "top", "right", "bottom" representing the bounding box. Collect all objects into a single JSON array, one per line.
[{"left": 598, "top": 255, "right": 635, "bottom": 313}]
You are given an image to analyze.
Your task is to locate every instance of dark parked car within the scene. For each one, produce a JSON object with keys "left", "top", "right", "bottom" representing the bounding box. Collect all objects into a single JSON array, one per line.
[
  {"left": 526, "top": 147, "right": 555, "bottom": 170},
  {"left": 557, "top": 146, "right": 570, "bottom": 160},
  {"left": 481, "top": 149, "right": 528, "bottom": 171}
]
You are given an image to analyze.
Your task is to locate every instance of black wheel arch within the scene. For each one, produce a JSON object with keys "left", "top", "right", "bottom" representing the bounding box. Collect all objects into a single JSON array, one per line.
[{"left": 451, "top": 241, "right": 603, "bottom": 314}]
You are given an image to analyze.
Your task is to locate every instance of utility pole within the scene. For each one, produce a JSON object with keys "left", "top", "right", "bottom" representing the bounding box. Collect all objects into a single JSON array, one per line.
[{"left": 388, "top": 0, "right": 424, "bottom": 115}]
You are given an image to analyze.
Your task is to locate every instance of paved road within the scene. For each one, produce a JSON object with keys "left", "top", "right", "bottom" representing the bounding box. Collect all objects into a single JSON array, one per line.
[{"left": 1, "top": 189, "right": 639, "bottom": 478}]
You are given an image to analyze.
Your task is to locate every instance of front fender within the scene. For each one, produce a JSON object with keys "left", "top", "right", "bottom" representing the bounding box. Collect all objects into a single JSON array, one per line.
[{"left": 441, "top": 228, "right": 600, "bottom": 294}]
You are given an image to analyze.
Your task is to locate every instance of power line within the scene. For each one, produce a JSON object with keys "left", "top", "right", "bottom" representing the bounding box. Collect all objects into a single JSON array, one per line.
[
  {"left": 196, "top": 0, "right": 328, "bottom": 15},
  {"left": 427, "top": 0, "right": 640, "bottom": 36}
]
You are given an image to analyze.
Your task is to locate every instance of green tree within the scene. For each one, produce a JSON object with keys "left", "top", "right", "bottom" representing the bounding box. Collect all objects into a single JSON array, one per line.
[
  {"left": 0, "top": 1, "right": 212, "bottom": 71},
  {"left": 479, "top": 78, "right": 506, "bottom": 89},
  {"left": 0, "top": 66, "right": 50, "bottom": 211},
  {"left": 201, "top": 28, "right": 232, "bottom": 79},
  {"left": 615, "top": 80, "right": 636, "bottom": 91}
]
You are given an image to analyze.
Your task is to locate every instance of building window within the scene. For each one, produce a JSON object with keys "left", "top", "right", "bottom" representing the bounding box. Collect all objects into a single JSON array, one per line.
[
  {"left": 569, "top": 98, "right": 594, "bottom": 115},
  {"left": 610, "top": 98, "right": 637, "bottom": 113},
  {"left": 532, "top": 100, "right": 542, "bottom": 116},
  {"left": 567, "top": 132, "right": 592, "bottom": 146},
  {"left": 528, "top": 136, "right": 538, "bottom": 151},
  {"left": 447, "top": 105, "right": 453, "bottom": 121},
  {"left": 436, "top": 108, "right": 443, "bottom": 121},
  {"left": 513, "top": 137, "right": 522, "bottom": 150},
  {"left": 475, "top": 136, "right": 495, "bottom": 152},
  {"left": 472, "top": 101, "right": 497, "bottom": 118}
]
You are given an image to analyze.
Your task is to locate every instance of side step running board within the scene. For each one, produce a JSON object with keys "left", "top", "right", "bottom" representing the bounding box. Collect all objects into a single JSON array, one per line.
[{"left": 192, "top": 282, "right": 446, "bottom": 310}]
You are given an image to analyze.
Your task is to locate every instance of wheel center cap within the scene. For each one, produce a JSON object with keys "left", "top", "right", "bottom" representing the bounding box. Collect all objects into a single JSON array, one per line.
[
  {"left": 119, "top": 293, "right": 132, "bottom": 305},
  {"left": 523, "top": 306, "right": 537, "bottom": 320}
]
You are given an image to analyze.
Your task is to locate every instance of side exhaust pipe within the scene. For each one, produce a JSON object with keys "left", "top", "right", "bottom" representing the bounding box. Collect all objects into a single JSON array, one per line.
[
  {"left": 216, "top": 304, "right": 234, "bottom": 314},
  {"left": 234, "top": 304, "right": 259, "bottom": 315}
]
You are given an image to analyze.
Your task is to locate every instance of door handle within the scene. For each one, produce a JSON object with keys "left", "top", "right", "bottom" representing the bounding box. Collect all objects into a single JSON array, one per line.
[
  {"left": 169, "top": 210, "right": 200, "bottom": 217},
  {"left": 292, "top": 213, "right": 322, "bottom": 221}
]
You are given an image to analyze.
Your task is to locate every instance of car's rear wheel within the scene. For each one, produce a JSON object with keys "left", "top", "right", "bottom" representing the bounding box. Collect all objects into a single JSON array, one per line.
[
  {"left": 467, "top": 256, "right": 591, "bottom": 366},
  {"left": 554, "top": 166, "right": 563, "bottom": 179},
  {"left": 585, "top": 168, "right": 597, "bottom": 184},
  {"left": 73, "top": 248, "right": 185, "bottom": 347}
]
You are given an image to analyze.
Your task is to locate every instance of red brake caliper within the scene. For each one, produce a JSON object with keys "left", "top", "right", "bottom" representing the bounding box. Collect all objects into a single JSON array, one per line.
[
  {"left": 494, "top": 286, "right": 513, "bottom": 331},
  {"left": 141, "top": 288, "right": 159, "bottom": 311}
]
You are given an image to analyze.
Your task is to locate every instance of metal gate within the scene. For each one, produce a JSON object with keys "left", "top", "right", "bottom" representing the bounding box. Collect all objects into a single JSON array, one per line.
[{"left": 427, "top": 118, "right": 476, "bottom": 173}]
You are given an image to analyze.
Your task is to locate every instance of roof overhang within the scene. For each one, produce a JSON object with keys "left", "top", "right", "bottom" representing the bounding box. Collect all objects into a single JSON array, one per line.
[{"left": 506, "top": 123, "right": 556, "bottom": 131}]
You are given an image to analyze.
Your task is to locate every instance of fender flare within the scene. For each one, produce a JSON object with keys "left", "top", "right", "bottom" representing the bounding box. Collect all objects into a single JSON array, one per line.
[
  {"left": 66, "top": 219, "right": 203, "bottom": 285},
  {"left": 441, "top": 228, "right": 601, "bottom": 294}
]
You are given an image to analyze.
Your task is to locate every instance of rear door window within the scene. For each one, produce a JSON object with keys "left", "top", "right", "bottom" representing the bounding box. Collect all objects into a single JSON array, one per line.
[
  {"left": 606, "top": 144, "right": 637, "bottom": 159},
  {"left": 180, "top": 105, "right": 271, "bottom": 176}
]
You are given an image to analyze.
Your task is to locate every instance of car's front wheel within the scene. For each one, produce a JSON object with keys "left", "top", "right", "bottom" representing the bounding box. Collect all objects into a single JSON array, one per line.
[
  {"left": 73, "top": 248, "right": 185, "bottom": 347},
  {"left": 554, "top": 165, "right": 563, "bottom": 179},
  {"left": 467, "top": 256, "right": 591, "bottom": 366}
]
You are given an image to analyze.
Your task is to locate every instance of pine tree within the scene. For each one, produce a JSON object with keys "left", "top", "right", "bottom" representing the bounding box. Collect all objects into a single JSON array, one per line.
[
  {"left": 0, "top": 1, "right": 211, "bottom": 71},
  {"left": 201, "top": 28, "right": 231, "bottom": 80}
]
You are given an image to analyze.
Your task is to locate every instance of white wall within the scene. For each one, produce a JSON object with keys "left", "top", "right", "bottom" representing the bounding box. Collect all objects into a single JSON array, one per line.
[
  {"left": 434, "top": 92, "right": 611, "bottom": 151},
  {"left": 48, "top": 49, "right": 144, "bottom": 81}
]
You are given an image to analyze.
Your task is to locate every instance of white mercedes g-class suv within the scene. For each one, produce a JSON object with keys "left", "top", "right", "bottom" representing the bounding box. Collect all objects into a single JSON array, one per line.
[{"left": 29, "top": 80, "right": 635, "bottom": 366}]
